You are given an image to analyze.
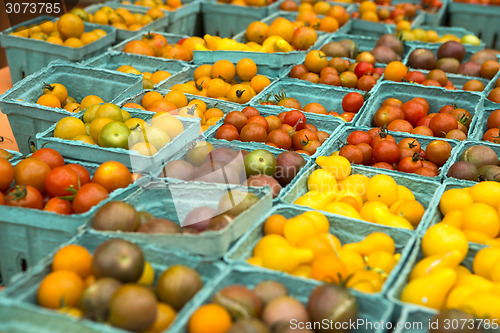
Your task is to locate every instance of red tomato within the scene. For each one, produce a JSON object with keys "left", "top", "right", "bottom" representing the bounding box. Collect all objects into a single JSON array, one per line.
[
  {"left": 354, "top": 62, "right": 374, "bottom": 78},
  {"left": 439, "top": 105, "right": 455, "bottom": 114},
  {"left": 283, "top": 110, "right": 307, "bottom": 130},
  {"left": 403, "top": 71, "right": 426, "bottom": 84},
  {"left": 64, "top": 164, "right": 91, "bottom": 186},
  {"left": 5, "top": 185, "right": 44, "bottom": 209},
  {"left": 44, "top": 166, "right": 80, "bottom": 197},
  {"left": 414, "top": 167, "right": 438, "bottom": 177},
  {"left": 342, "top": 92, "right": 365, "bottom": 113},
  {"left": 425, "top": 140, "right": 452, "bottom": 167},
  {"left": 373, "top": 140, "right": 400, "bottom": 164},
  {"left": 339, "top": 145, "right": 364, "bottom": 164},
  {"left": 215, "top": 124, "right": 240, "bottom": 141},
  {"left": 398, "top": 154, "right": 423, "bottom": 173},
  {"left": 347, "top": 130, "right": 372, "bottom": 145},
  {"left": 397, "top": 138, "right": 421, "bottom": 152},
  {"left": 356, "top": 143, "right": 373, "bottom": 164},
  {"left": 31, "top": 148, "right": 65, "bottom": 169},
  {"left": 292, "top": 129, "right": 318, "bottom": 150},
  {"left": 341, "top": 112, "right": 355, "bottom": 122},
  {"left": 72, "top": 183, "right": 109, "bottom": 214},
  {"left": 429, "top": 113, "right": 459, "bottom": 138},
  {"left": 372, "top": 162, "right": 395, "bottom": 170},
  {"left": 373, "top": 105, "right": 405, "bottom": 127},
  {"left": 43, "top": 197, "right": 73, "bottom": 215},
  {"left": 401, "top": 100, "right": 428, "bottom": 127}
]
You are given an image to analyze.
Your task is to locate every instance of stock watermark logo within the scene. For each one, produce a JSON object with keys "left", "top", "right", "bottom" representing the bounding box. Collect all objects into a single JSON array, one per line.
[{"left": 5, "top": 0, "right": 78, "bottom": 28}]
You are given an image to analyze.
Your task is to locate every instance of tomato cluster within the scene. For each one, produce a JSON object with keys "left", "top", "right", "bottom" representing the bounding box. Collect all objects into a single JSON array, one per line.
[
  {"left": 0, "top": 148, "right": 134, "bottom": 214},
  {"left": 372, "top": 97, "right": 471, "bottom": 140},
  {"left": 403, "top": 69, "right": 486, "bottom": 92},
  {"left": 289, "top": 49, "right": 383, "bottom": 92},
  {"left": 352, "top": 2, "right": 418, "bottom": 24},
  {"left": 339, "top": 128, "right": 453, "bottom": 177},
  {"left": 483, "top": 109, "right": 500, "bottom": 143},
  {"left": 260, "top": 90, "right": 365, "bottom": 123},
  {"left": 215, "top": 106, "right": 331, "bottom": 155}
]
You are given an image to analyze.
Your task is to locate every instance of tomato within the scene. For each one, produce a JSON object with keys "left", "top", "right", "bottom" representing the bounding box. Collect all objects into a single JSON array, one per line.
[
  {"left": 289, "top": 64, "right": 309, "bottom": 79},
  {"left": 371, "top": 133, "right": 396, "bottom": 148},
  {"left": 412, "top": 98, "right": 430, "bottom": 112},
  {"left": 302, "top": 140, "right": 321, "bottom": 155},
  {"left": 354, "top": 62, "right": 374, "bottom": 78},
  {"left": 347, "top": 130, "right": 371, "bottom": 145},
  {"left": 416, "top": 114, "right": 436, "bottom": 127},
  {"left": 398, "top": 138, "right": 421, "bottom": 153},
  {"left": 0, "top": 158, "right": 14, "bottom": 192},
  {"left": 43, "top": 197, "right": 73, "bottom": 215},
  {"left": 92, "top": 161, "right": 132, "bottom": 193},
  {"left": 5, "top": 185, "right": 44, "bottom": 209},
  {"left": 14, "top": 158, "right": 51, "bottom": 193},
  {"left": 0, "top": 193, "right": 4, "bottom": 205},
  {"left": 247, "top": 115, "right": 270, "bottom": 132},
  {"left": 450, "top": 108, "right": 472, "bottom": 127},
  {"left": 72, "top": 183, "right": 109, "bottom": 214},
  {"left": 339, "top": 145, "right": 364, "bottom": 164},
  {"left": 414, "top": 167, "right": 438, "bottom": 177},
  {"left": 425, "top": 140, "right": 452, "bottom": 167},
  {"left": 357, "top": 75, "right": 377, "bottom": 91},
  {"left": 487, "top": 109, "right": 500, "bottom": 129},
  {"left": 215, "top": 124, "right": 240, "bottom": 141},
  {"left": 356, "top": 143, "right": 373, "bottom": 164},
  {"left": 342, "top": 92, "right": 364, "bottom": 113},
  {"left": 45, "top": 166, "right": 80, "bottom": 197},
  {"left": 399, "top": 148, "right": 415, "bottom": 161},
  {"left": 31, "top": 148, "right": 65, "bottom": 169},
  {"left": 412, "top": 126, "right": 434, "bottom": 136},
  {"left": 283, "top": 110, "right": 307, "bottom": 130},
  {"left": 387, "top": 119, "right": 413, "bottom": 133},
  {"left": 401, "top": 100, "right": 428, "bottom": 126},
  {"left": 382, "top": 98, "right": 403, "bottom": 108},
  {"left": 439, "top": 105, "right": 455, "bottom": 114},
  {"left": 484, "top": 128, "right": 500, "bottom": 143},
  {"left": 319, "top": 73, "right": 340, "bottom": 86},
  {"left": 240, "top": 123, "right": 267, "bottom": 142},
  {"left": 372, "top": 162, "right": 394, "bottom": 170},
  {"left": 373, "top": 140, "right": 400, "bottom": 164},
  {"left": 422, "top": 160, "right": 438, "bottom": 172},
  {"left": 224, "top": 111, "right": 248, "bottom": 132},
  {"left": 403, "top": 71, "right": 426, "bottom": 84},
  {"left": 373, "top": 105, "right": 404, "bottom": 127},
  {"left": 429, "top": 113, "right": 458, "bottom": 137},
  {"left": 341, "top": 112, "right": 355, "bottom": 122},
  {"left": 398, "top": 154, "right": 423, "bottom": 173},
  {"left": 64, "top": 164, "right": 91, "bottom": 186},
  {"left": 241, "top": 106, "right": 260, "bottom": 119},
  {"left": 304, "top": 124, "right": 318, "bottom": 132},
  {"left": 293, "top": 129, "right": 318, "bottom": 150},
  {"left": 267, "top": 129, "right": 292, "bottom": 150}
]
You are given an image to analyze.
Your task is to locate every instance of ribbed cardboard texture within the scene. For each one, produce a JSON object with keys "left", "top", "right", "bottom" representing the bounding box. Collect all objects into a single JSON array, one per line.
[
  {"left": 0, "top": 230, "right": 225, "bottom": 333},
  {"left": 0, "top": 60, "right": 143, "bottom": 155},
  {"left": 449, "top": 2, "right": 500, "bottom": 49},
  {"left": 224, "top": 204, "right": 416, "bottom": 297},
  {"left": 35, "top": 109, "right": 200, "bottom": 174},
  {"left": 321, "top": 126, "right": 459, "bottom": 183},
  {"left": 84, "top": 2, "right": 170, "bottom": 43},
  {"left": 0, "top": 16, "right": 116, "bottom": 83},
  {"left": 251, "top": 79, "right": 369, "bottom": 126},
  {"left": 170, "top": 263, "right": 395, "bottom": 333},
  {"left": 207, "top": 103, "right": 345, "bottom": 158},
  {"left": 157, "top": 137, "right": 314, "bottom": 203},
  {"left": 280, "top": 163, "right": 441, "bottom": 234},
  {"left": 201, "top": 0, "right": 284, "bottom": 38},
  {"left": 358, "top": 81, "right": 483, "bottom": 139},
  {"left": 82, "top": 51, "right": 193, "bottom": 89},
  {"left": 0, "top": 159, "right": 141, "bottom": 286},
  {"left": 83, "top": 179, "right": 273, "bottom": 257},
  {"left": 387, "top": 236, "right": 486, "bottom": 329}
]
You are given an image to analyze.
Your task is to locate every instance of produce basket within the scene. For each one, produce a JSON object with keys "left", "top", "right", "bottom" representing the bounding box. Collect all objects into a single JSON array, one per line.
[
  {"left": 225, "top": 204, "right": 417, "bottom": 296},
  {"left": 321, "top": 126, "right": 459, "bottom": 183},
  {"left": 483, "top": 69, "right": 500, "bottom": 109},
  {"left": 35, "top": 109, "right": 200, "bottom": 174},
  {"left": 0, "top": 158, "right": 139, "bottom": 286},
  {"left": 387, "top": 236, "right": 485, "bottom": 326},
  {"left": 391, "top": 0, "right": 448, "bottom": 26},
  {"left": 119, "top": 0, "right": 202, "bottom": 35},
  {"left": 252, "top": 79, "right": 369, "bottom": 126},
  {"left": 0, "top": 230, "right": 225, "bottom": 332},
  {"left": 470, "top": 106, "right": 500, "bottom": 142},
  {"left": 159, "top": 137, "right": 314, "bottom": 202},
  {"left": 201, "top": 0, "right": 284, "bottom": 38},
  {"left": 207, "top": 104, "right": 345, "bottom": 158},
  {"left": 280, "top": 163, "right": 441, "bottom": 234},
  {"left": 358, "top": 81, "right": 483, "bottom": 139},
  {"left": 191, "top": 55, "right": 290, "bottom": 78},
  {"left": 83, "top": 179, "right": 273, "bottom": 257},
  {"left": 116, "top": 88, "right": 237, "bottom": 138},
  {"left": 170, "top": 263, "right": 395, "bottom": 333},
  {"left": 1, "top": 149, "right": 22, "bottom": 163},
  {"left": 84, "top": 2, "right": 170, "bottom": 43},
  {"left": 82, "top": 51, "right": 193, "bottom": 89},
  {"left": 449, "top": 2, "right": 500, "bottom": 49},
  {"left": 0, "top": 16, "right": 116, "bottom": 84},
  {"left": 0, "top": 61, "right": 143, "bottom": 155}
]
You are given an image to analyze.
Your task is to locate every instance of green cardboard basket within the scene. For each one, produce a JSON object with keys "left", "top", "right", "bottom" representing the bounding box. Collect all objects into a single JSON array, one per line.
[
  {"left": 0, "top": 230, "right": 225, "bottom": 332},
  {"left": 170, "top": 263, "right": 395, "bottom": 333},
  {"left": 358, "top": 81, "right": 483, "bottom": 139},
  {"left": 483, "top": 69, "right": 500, "bottom": 109},
  {"left": 84, "top": 2, "right": 170, "bottom": 43},
  {"left": 470, "top": 105, "right": 500, "bottom": 142},
  {"left": 251, "top": 79, "right": 369, "bottom": 126},
  {"left": 0, "top": 158, "right": 140, "bottom": 286},
  {"left": 2, "top": 148, "right": 22, "bottom": 163},
  {"left": 321, "top": 125, "right": 459, "bottom": 183},
  {"left": 35, "top": 109, "right": 200, "bottom": 174},
  {"left": 225, "top": 204, "right": 417, "bottom": 297},
  {"left": 0, "top": 60, "right": 143, "bottom": 155},
  {"left": 0, "top": 16, "right": 116, "bottom": 84},
  {"left": 280, "top": 163, "right": 441, "bottom": 234},
  {"left": 82, "top": 51, "right": 193, "bottom": 89},
  {"left": 83, "top": 178, "right": 273, "bottom": 257}
]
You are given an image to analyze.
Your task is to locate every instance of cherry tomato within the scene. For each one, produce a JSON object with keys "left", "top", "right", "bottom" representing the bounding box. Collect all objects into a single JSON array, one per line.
[
  {"left": 398, "top": 154, "right": 423, "bottom": 173},
  {"left": 215, "top": 124, "right": 240, "bottom": 141},
  {"left": 414, "top": 167, "right": 438, "bottom": 177},
  {"left": 339, "top": 145, "right": 364, "bottom": 164},
  {"left": 373, "top": 140, "right": 400, "bottom": 164},
  {"left": 43, "top": 197, "right": 73, "bottom": 214},
  {"left": 372, "top": 162, "right": 394, "bottom": 170},
  {"left": 283, "top": 110, "right": 307, "bottom": 131},
  {"left": 429, "top": 113, "right": 459, "bottom": 138},
  {"left": 354, "top": 62, "right": 374, "bottom": 78},
  {"left": 0, "top": 158, "right": 14, "bottom": 192},
  {"left": 31, "top": 148, "right": 64, "bottom": 169},
  {"left": 342, "top": 92, "right": 365, "bottom": 114},
  {"left": 397, "top": 138, "right": 421, "bottom": 153},
  {"left": 425, "top": 140, "right": 452, "bottom": 167},
  {"left": 347, "top": 130, "right": 372, "bottom": 145},
  {"left": 64, "top": 164, "right": 91, "bottom": 186},
  {"left": 402, "top": 100, "right": 428, "bottom": 127},
  {"left": 5, "top": 185, "right": 44, "bottom": 209},
  {"left": 72, "top": 183, "right": 109, "bottom": 214},
  {"left": 44, "top": 166, "right": 80, "bottom": 197},
  {"left": 292, "top": 129, "right": 318, "bottom": 150},
  {"left": 14, "top": 158, "right": 51, "bottom": 193},
  {"left": 356, "top": 143, "right": 373, "bottom": 164}
]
